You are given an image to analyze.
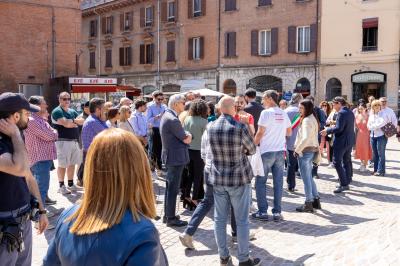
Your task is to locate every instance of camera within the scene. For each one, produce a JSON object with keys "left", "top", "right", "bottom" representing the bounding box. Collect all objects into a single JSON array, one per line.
[{"left": 29, "top": 196, "right": 40, "bottom": 222}]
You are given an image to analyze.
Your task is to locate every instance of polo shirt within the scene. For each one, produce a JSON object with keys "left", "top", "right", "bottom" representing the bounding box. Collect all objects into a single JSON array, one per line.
[
  {"left": 0, "top": 133, "right": 30, "bottom": 212},
  {"left": 51, "top": 106, "right": 79, "bottom": 140}
]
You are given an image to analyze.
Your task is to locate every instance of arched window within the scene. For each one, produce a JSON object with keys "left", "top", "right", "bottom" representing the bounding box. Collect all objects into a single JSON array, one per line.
[
  {"left": 326, "top": 78, "right": 342, "bottom": 100},
  {"left": 294, "top": 78, "right": 311, "bottom": 96},
  {"left": 247, "top": 75, "right": 282, "bottom": 93},
  {"left": 223, "top": 79, "right": 237, "bottom": 95}
]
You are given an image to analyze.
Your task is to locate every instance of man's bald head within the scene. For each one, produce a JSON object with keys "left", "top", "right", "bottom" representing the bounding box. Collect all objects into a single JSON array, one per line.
[{"left": 218, "top": 96, "right": 235, "bottom": 116}]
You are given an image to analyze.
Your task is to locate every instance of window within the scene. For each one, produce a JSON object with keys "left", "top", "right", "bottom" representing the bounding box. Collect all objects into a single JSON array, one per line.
[
  {"left": 105, "top": 16, "right": 113, "bottom": 34},
  {"left": 258, "top": 0, "right": 272, "bottom": 6},
  {"left": 225, "top": 0, "right": 236, "bottom": 11},
  {"left": 140, "top": 44, "right": 154, "bottom": 64},
  {"left": 119, "top": 47, "right": 132, "bottom": 66},
  {"left": 120, "top": 12, "right": 133, "bottom": 32},
  {"left": 145, "top": 6, "right": 153, "bottom": 27},
  {"left": 193, "top": 0, "right": 202, "bottom": 17},
  {"left": 168, "top": 1, "right": 176, "bottom": 22},
  {"left": 259, "top": 30, "right": 271, "bottom": 55},
  {"left": 89, "top": 51, "right": 96, "bottom": 69},
  {"left": 362, "top": 18, "right": 378, "bottom": 51},
  {"left": 297, "top": 26, "right": 310, "bottom": 53},
  {"left": 225, "top": 32, "right": 236, "bottom": 57},
  {"left": 90, "top": 20, "right": 97, "bottom": 37},
  {"left": 193, "top": 37, "right": 201, "bottom": 59},
  {"left": 166, "top": 40, "right": 176, "bottom": 62},
  {"left": 105, "top": 49, "right": 112, "bottom": 68}
]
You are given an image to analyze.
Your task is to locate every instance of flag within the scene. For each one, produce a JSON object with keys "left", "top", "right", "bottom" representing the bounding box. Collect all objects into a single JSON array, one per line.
[{"left": 291, "top": 113, "right": 301, "bottom": 129}]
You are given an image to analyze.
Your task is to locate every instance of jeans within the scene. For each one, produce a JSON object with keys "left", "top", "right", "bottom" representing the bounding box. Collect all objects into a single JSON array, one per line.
[
  {"left": 152, "top": 128, "right": 163, "bottom": 170},
  {"left": 185, "top": 171, "right": 237, "bottom": 236},
  {"left": 333, "top": 144, "right": 353, "bottom": 186},
  {"left": 298, "top": 152, "right": 319, "bottom": 202},
  {"left": 371, "top": 135, "right": 387, "bottom": 174},
  {"left": 164, "top": 165, "right": 185, "bottom": 219},
  {"left": 286, "top": 150, "right": 298, "bottom": 189},
  {"left": 214, "top": 184, "right": 251, "bottom": 263},
  {"left": 255, "top": 151, "right": 285, "bottom": 214},
  {"left": 31, "top": 160, "right": 53, "bottom": 203}
]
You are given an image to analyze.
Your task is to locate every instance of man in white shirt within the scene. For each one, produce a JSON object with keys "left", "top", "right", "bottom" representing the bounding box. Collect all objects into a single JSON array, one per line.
[
  {"left": 252, "top": 90, "right": 292, "bottom": 222},
  {"left": 379, "top": 97, "right": 397, "bottom": 126}
]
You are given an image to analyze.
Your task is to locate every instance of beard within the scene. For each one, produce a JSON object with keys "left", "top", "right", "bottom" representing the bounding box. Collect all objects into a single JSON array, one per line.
[{"left": 16, "top": 119, "right": 28, "bottom": 130}]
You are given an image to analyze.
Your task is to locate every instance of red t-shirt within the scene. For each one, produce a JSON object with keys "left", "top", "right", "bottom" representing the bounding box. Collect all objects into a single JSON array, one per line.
[{"left": 234, "top": 113, "right": 254, "bottom": 125}]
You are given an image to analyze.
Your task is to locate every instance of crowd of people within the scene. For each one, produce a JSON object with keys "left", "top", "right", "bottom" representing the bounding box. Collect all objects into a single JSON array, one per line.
[{"left": 1, "top": 88, "right": 399, "bottom": 266}]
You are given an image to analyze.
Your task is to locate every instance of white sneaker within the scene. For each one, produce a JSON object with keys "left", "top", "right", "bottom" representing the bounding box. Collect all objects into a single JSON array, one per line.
[
  {"left": 57, "top": 185, "right": 71, "bottom": 195},
  {"left": 359, "top": 165, "right": 366, "bottom": 172},
  {"left": 368, "top": 163, "right": 374, "bottom": 168},
  {"left": 68, "top": 184, "right": 83, "bottom": 192},
  {"left": 179, "top": 233, "right": 195, "bottom": 249}
]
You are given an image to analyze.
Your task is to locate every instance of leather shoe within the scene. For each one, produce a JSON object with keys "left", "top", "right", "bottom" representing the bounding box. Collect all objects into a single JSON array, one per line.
[
  {"left": 334, "top": 185, "right": 350, "bottom": 193},
  {"left": 162, "top": 215, "right": 180, "bottom": 224},
  {"left": 166, "top": 218, "right": 188, "bottom": 227}
]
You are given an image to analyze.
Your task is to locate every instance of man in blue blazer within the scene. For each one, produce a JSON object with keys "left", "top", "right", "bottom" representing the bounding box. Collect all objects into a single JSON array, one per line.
[{"left": 321, "top": 96, "right": 355, "bottom": 193}]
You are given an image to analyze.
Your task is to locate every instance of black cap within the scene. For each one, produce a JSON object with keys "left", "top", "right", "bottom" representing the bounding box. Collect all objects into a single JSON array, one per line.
[
  {"left": 0, "top": 92, "right": 40, "bottom": 113},
  {"left": 332, "top": 96, "right": 346, "bottom": 105}
]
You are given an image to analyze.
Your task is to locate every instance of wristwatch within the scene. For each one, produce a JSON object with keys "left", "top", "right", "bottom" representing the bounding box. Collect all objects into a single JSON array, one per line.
[{"left": 38, "top": 209, "right": 47, "bottom": 215}]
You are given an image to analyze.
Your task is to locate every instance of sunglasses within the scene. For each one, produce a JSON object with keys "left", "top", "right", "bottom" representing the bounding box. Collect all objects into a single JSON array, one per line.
[
  {"left": 61, "top": 98, "right": 71, "bottom": 101},
  {"left": 157, "top": 98, "right": 164, "bottom": 101}
]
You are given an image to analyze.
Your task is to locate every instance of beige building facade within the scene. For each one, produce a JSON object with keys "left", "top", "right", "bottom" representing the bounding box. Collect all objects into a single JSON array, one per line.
[{"left": 319, "top": 0, "right": 400, "bottom": 109}]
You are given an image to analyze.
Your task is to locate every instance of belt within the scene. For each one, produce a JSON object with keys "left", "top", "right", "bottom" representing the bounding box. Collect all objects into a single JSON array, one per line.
[
  {"left": 57, "top": 138, "right": 78, "bottom": 142},
  {"left": 0, "top": 204, "right": 30, "bottom": 219}
]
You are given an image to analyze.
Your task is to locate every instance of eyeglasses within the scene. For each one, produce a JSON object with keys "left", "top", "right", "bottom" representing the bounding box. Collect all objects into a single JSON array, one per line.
[
  {"left": 157, "top": 98, "right": 164, "bottom": 101},
  {"left": 61, "top": 98, "right": 71, "bottom": 101}
]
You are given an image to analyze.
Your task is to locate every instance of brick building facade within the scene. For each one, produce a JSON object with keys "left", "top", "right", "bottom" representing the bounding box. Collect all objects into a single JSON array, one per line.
[
  {"left": 0, "top": 0, "right": 81, "bottom": 99},
  {"left": 80, "top": 0, "right": 318, "bottom": 97}
]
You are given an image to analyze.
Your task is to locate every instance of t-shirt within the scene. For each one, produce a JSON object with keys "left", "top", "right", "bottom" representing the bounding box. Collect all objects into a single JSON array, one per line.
[
  {"left": 51, "top": 106, "right": 79, "bottom": 140},
  {"left": 183, "top": 116, "right": 208, "bottom": 150},
  {"left": 234, "top": 113, "right": 254, "bottom": 125},
  {"left": 258, "top": 107, "right": 291, "bottom": 153},
  {"left": 0, "top": 133, "right": 30, "bottom": 212}
]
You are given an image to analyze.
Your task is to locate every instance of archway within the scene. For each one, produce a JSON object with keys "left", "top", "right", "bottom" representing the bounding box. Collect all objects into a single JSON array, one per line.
[
  {"left": 223, "top": 79, "right": 237, "bottom": 95},
  {"left": 247, "top": 75, "right": 282, "bottom": 94},
  {"left": 294, "top": 78, "right": 311, "bottom": 97},
  {"left": 326, "top": 78, "right": 342, "bottom": 100}
]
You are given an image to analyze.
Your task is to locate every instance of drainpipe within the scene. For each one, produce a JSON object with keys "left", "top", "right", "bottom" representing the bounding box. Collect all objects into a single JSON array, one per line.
[
  {"left": 157, "top": 0, "right": 161, "bottom": 91},
  {"left": 216, "top": 0, "right": 221, "bottom": 92},
  {"left": 94, "top": 10, "right": 101, "bottom": 77},
  {"left": 314, "top": 0, "right": 319, "bottom": 98},
  {"left": 51, "top": 7, "right": 56, "bottom": 78}
]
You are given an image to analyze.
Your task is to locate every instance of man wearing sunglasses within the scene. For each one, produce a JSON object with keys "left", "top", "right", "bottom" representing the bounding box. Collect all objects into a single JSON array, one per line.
[{"left": 51, "top": 92, "right": 85, "bottom": 195}]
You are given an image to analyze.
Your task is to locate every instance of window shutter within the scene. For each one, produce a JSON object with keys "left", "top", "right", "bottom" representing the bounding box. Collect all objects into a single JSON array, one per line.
[
  {"left": 175, "top": 0, "right": 179, "bottom": 21},
  {"left": 119, "top": 47, "right": 124, "bottom": 66},
  {"left": 127, "top": 47, "right": 132, "bottom": 65},
  {"left": 310, "top": 23, "right": 317, "bottom": 52},
  {"left": 224, "top": 32, "right": 228, "bottom": 57},
  {"left": 199, "top": 36, "right": 204, "bottom": 59},
  {"left": 231, "top": 32, "right": 236, "bottom": 56},
  {"left": 150, "top": 44, "right": 155, "bottom": 64},
  {"left": 151, "top": 6, "right": 155, "bottom": 26},
  {"left": 161, "top": 1, "right": 167, "bottom": 22},
  {"left": 188, "top": 38, "right": 193, "bottom": 60},
  {"left": 129, "top": 12, "right": 134, "bottom": 30},
  {"left": 288, "top": 26, "right": 297, "bottom": 53},
  {"left": 167, "top": 41, "right": 176, "bottom": 62},
  {"left": 188, "top": 0, "right": 193, "bottom": 18},
  {"left": 140, "top": 44, "right": 145, "bottom": 64},
  {"left": 271, "top": 27, "right": 278, "bottom": 55},
  {"left": 140, "top": 8, "right": 145, "bottom": 27},
  {"left": 94, "top": 19, "right": 98, "bottom": 36},
  {"left": 120, "top": 13, "right": 124, "bottom": 32},
  {"left": 110, "top": 16, "right": 114, "bottom": 34},
  {"left": 102, "top": 17, "right": 106, "bottom": 34},
  {"left": 251, "top": 30, "right": 258, "bottom": 56},
  {"left": 201, "top": 0, "right": 206, "bottom": 16}
]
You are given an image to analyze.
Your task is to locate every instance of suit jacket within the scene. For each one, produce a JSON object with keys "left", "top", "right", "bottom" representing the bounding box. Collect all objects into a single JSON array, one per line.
[
  {"left": 160, "top": 109, "right": 189, "bottom": 166},
  {"left": 326, "top": 107, "right": 355, "bottom": 148},
  {"left": 244, "top": 101, "right": 264, "bottom": 132}
]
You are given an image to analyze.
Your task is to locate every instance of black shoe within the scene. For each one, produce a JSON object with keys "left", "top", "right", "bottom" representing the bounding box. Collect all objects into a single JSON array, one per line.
[
  {"left": 313, "top": 175, "right": 320, "bottom": 179},
  {"left": 45, "top": 197, "right": 57, "bottom": 205},
  {"left": 239, "top": 258, "right": 261, "bottom": 266},
  {"left": 287, "top": 188, "right": 295, "bottom": 193},
  {"left": 166, "top": 218, "right": 188, "bottom": 227},
  {"left": 220, "top": 256, "right": 232, "bottom": 266},
  {"left": 334, "top": 185, "right": 350, "bottom": 193},
  {"left": 296, "top": 201, "right": 314, "bottom": 213},
  {"left": 162, "top": 215, "right": 180, "bottom": 224},
  {"left": 313, "top": 197, "right": 322, "bottom": 209}
]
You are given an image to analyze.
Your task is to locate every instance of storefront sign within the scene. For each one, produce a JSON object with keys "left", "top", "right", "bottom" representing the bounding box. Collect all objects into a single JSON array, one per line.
[
  {"left": 69, "top": 77, "right": 117, "bottom": 85},
  {"left": 352, "top": 73, "right": 385, "bottom": 83}
]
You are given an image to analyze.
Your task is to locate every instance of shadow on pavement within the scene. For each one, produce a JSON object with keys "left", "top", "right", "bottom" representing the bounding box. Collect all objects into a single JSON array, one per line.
[
  {"left": 351, "top": 180, "right": 400, "bottom": 192},
  {"left": 317, "top": 192, "right": 364, "bottom": 206},
  {"left": 314, "top": 209, "right": 375, "bottom": 225},
  {"left": 345, "top": 189, "right": 400, "bottom": 204}
]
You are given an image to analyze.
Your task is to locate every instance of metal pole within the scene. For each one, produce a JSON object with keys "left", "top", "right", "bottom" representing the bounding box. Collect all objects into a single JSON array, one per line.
[
  {"left": 157, "top": 0, "right": 161, "bottom": 91},
  {"left": 51, "top": 7, "right": 56, "bottom": 78}
]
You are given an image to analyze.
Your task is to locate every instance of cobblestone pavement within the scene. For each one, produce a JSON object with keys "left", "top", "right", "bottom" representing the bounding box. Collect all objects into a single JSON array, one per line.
[{"left": 33, "top": 139, "right": 400, "bottom": 266}]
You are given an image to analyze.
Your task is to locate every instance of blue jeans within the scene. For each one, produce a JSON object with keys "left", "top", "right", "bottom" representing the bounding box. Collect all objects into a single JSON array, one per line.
[
  {"left": 333, "top": 144, "right": 353, "bottom": 186},
  {"left": 31, "top": 160, "right": 53, "bottom": 203},
  {"left": 371, "top": 135, "right": 387, "bottom": 174},
  {"left": 298, "top": 152, "right": 319, "bottom": 202},
  {"left": 164, "top": 165, "right": 185, "bottom": 219},
  {"left": 255, "top": 151, "right": 285, "bottom": 214},
  {"left": 185, "top": 171, "right": 237, "bottom": 236},
  {"left": 214, "top": 184, "right": 250, "bottom": 262},
  {"left": 286, "top": 150, "right": 298, "bottom": 189}
]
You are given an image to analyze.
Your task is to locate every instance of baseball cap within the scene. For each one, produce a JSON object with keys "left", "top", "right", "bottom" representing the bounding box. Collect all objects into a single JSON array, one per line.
[
  {"left": 332, "top": 96, "right": 346, "bottom": 105},
  {"left": 0, "top": 92, "right": 40, "bottom": 113}
]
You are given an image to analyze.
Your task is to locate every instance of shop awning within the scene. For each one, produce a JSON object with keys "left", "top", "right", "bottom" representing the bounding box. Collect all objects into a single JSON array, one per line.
[{"left": 71, "top": 85, "right": 117, "bottom": 93}]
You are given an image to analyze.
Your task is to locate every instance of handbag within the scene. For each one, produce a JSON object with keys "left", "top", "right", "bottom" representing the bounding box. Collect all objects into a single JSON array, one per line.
[
  {"left": 249, "top": 146, "right": 264, "bottom": 176},
  {"left": 381, "top": 122, "right": 397, "bottom": 138}
]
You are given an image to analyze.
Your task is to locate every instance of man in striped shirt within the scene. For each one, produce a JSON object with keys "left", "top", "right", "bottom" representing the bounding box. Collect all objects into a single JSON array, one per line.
[{"left": 24, "top": 96, "right": 58, "bottom": 207}]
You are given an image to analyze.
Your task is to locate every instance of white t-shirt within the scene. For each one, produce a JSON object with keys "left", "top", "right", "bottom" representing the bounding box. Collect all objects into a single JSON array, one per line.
[{"left": 258, "top": 107, "right": 291, "bottom": 153}]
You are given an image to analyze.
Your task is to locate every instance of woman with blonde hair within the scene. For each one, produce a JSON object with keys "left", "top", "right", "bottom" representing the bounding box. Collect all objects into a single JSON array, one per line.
[
  {"left": 44, "top": 129, "right": 167, "bottom": 265},
  {"left": 118, "top": 105, "right": 135, "bottom": 134}
]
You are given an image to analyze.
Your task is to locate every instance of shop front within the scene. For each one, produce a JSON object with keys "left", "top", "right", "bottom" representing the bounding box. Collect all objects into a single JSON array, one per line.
[{"left": 352, "top": 71, "right": 386, "bottom": 103}]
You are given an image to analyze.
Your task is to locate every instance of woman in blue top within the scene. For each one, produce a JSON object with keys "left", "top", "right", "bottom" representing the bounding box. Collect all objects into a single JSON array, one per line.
[{"left": 43, "top": 128, "right": 168, "bottom": 266}]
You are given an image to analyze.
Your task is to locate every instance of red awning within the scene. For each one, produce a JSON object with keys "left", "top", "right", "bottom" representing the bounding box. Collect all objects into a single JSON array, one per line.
[
  {"left": 71, "top": 85, "right": 117, "bottom": 93},
  {"left": 363, "top": 18, "right": 378, "bottom": 28},
  {"left": 116, "top": 85, "right": 141, "bottom": 96}
]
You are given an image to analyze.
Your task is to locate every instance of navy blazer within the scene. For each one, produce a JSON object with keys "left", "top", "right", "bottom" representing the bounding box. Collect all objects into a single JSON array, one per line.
[
  {"left": 160, "top": 109, "right": 190, "bottom": 166},
  {"left": 43, "top": 205, "right": 168, "bottom": 266},
  {"left": 244, "top": 101, "right": 264, "bottom": 132},
  {"left": 326, "top": 107, "right": 355, "bottom": 148}
]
